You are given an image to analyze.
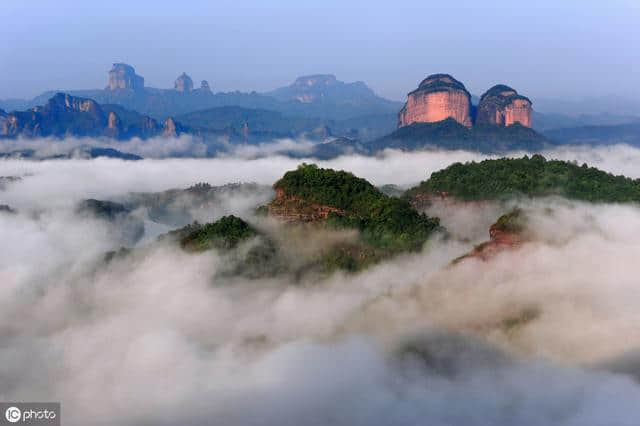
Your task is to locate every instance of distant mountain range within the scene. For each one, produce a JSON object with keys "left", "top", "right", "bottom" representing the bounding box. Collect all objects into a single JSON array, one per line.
[
  {"left": 2, "top": 62, "right": 640, "bottom": 159},
  {"left": 0, "top": 65, "right": 402, "bottom": 121},
  {"left": 543, "top": 122, "right": 640, "bottom": 146}
]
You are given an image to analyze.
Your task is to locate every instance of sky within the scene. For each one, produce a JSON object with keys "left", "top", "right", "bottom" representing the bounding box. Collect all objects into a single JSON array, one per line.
[{"left": 1, "top": 0, "right": 639, "bottom": 101}]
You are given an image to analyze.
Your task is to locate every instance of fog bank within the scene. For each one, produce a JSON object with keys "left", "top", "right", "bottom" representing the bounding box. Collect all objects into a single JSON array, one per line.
[{"left": 2, "top": 148, "right": 640, "bottom": 425}]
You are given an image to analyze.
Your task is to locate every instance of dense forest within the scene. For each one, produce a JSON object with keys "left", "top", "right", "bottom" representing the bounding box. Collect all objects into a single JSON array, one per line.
[
  {"left": 175, "top": 215, "right": 259, "bottom": 251},
  {"left": 275, "top": 164, "right": 441, "bottom": 251},
  {"left": 406, "top": 155, "right": 640, "bottom": 202}
]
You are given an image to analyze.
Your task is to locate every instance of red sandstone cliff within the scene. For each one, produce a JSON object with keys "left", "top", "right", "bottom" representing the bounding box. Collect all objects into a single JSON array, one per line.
[
  {"left": 476, "top": 85, "right": 532, "bottom": 128},
  {"left": 267, "top": 187, "right": 346, "bottom": 223},
  {"left": 454, "top": 210, "right": 527, "bottom": 263},
  {"left": 398, "top": 74, "right": 472, "bottom": 128}
]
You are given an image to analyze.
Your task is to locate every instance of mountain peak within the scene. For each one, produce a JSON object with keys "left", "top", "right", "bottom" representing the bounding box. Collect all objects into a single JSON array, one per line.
[
  {"left": 269, "top": 74, "right": 383, "bottom": 106},
  {"left": 292, "top": 74, "right": 338, "bottom": 87},
  {"left": 106, "top": 63, "right": 144, "bottom": 91}
]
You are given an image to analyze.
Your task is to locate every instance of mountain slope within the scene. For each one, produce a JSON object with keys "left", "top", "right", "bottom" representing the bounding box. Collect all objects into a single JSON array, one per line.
[{"left": 369, "top": 119, "right": 551, "bottom": 153}]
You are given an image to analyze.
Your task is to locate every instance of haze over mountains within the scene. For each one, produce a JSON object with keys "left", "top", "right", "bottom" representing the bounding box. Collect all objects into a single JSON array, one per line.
[{"left": 1, "top": 62, "right": 639, "bottom": 159}]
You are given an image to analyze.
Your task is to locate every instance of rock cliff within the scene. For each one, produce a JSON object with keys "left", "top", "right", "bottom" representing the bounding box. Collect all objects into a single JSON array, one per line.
[
  {"left": 106, "top": 63, "right": 144, "bottom": 91},
  {"left": 105, "top": 111, "right": 122, "bottom": 138},
  {"left": 477, "top": 85, "right": 532, "bottom": 127},
  {"left": 454, "top": 209, "right": 527, "bottom": 263},
  {"left": 0, "top": 93, "right": 170, "bottom": 140},
  {"left": 175, "top": 73, "right": 194, "bottom": 93},
  {"left": 267, "top": 187, "right": 346, "bottom": 223},
  {"left": 162, "top": 117, "right": 183, "bottom": 137},
  {"left": 398, "top": 74, "right": 472, "bottom": 128},
  {"left": 267, "top": 74, "right": 400, "bottom": 115},
  {"left": 1, "top": 93, "right": 106, "bottom": 137}
]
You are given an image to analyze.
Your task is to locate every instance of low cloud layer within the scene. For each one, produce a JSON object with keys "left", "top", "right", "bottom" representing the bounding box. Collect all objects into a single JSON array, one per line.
[{"left": 2, "top": 146, "right": 640, "bottom": 425}]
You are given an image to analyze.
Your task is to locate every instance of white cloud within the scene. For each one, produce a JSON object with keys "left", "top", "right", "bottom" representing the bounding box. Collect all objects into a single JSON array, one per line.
[{"left": 2, "top": 146, "right": 640, "bottom": 425}]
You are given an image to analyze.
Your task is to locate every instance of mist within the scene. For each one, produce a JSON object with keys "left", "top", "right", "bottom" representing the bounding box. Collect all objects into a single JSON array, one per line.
[{"left": 2, "top": 146, "right": 640, "bottom": 425}]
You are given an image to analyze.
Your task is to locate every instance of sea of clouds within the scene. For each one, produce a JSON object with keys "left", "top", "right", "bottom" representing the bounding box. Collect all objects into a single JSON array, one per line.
[{"left": 1, "top": 143, "right": 640, "bottom": 425}]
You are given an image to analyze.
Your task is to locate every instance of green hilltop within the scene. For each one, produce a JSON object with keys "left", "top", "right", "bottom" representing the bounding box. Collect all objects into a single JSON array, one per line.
[
  {"left": 406, "top": 155, "right": 640, "bottom": 203},
  {"left": 275, "top": 164, "right": 442, "bottom": 251}
]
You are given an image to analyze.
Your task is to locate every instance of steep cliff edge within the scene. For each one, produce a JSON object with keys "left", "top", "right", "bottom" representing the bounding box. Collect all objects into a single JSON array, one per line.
[
  {"left": 477, "top": 85, "right": 532, "bottom": 127},
  {"left": 398, "top": 74, "right": 472, "bottom": 128},
  {"left": 454, "top": 209, "right": 527, "bottom": 262},
  {"left": 106, "top": 63, "right": 144, "bottom": 91},
  {"left": 267, "top": 187, "right": 347, "bottom": 223}
]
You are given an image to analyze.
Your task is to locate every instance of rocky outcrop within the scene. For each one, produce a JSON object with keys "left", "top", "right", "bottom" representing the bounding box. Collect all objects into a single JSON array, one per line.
[
  {"left": 477, "top": 85, "right": 532, "bottom": 127},
  {"left": 162, "top": 117, "right": 179, "bottom": 137},
  {"left": 267, "top": 74, "right": 398, "bottom": 114},
  {"left": 175, "top": 73, "right": 194, "bottom": 93},
  {"left": 398, "top": 74, "right": 472, "bottom": 128},
  {"left": 106, "top": 63, "right": 144, "bottom": 91},
  {"left": 286, "top": 75, "right": 338, "bottom": 103},
  {"left": 105, "top": 111, "right": 122, "bottom": 138},
  {"left": 1, "top": 115, "right": 19, "bottom": 137},
  {"left": 0, "top": 93, "right": 176, "bottom": 140},
  {"left": 0, "top": 93, "right": 106, "bottom": 138},
  {"left": 267, "top": 187, "right": 346, "bottom": 223},
  {"left": 454, "top": 210, "right": 527, "bottom": 263},
  {"left": 46, "top": 92, "right": 104, "bottom": 117}
]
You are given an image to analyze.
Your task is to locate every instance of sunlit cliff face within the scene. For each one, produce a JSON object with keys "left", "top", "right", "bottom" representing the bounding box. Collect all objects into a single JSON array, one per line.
[
  {"left": 2, "top": 144, "right": 640, "bottom": 425},
  {"left": 477, "top": 85, "right": 533, "bottom": 128},
  {"left": 398, "top": 74, "right": 472, "bottom": 128}
]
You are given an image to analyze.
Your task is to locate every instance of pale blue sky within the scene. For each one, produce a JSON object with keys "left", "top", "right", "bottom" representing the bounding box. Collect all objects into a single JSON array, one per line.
[{"left": 1, "top": 0, "right": 638, "bottom": 101}]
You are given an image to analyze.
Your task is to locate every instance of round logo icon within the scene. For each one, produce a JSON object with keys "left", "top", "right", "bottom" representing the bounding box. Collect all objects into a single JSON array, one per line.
[{"left": 5, "top": 406, "right": 21, "bottom": 423}]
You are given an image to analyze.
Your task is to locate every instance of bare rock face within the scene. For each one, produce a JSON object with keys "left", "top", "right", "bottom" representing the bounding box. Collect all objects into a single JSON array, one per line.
[
  {"left": 0, "top": 93, "right": 166, "bottom": 140},
  {"left": 162, "top": 117, "right": 178, "bottom": 137},
  {"left": 289, "top": 75, "right": 338, "bottom": 103},
  {"left": 174, "top": 73, "right": 194, "bottom": 93},
  {"left": 476, "top": 85, "right": 532, "bottom": 127},
  {"left": 454, "top": 210, "right": 527, "bottom": 263},
  {"left": 106, "top": 63, "right": 144, "bottom": 91},
  {"left": 398, "top": 74, "right": 472, "bottom": 128},
  {"left": 48, "top": 92, "right": 104, "bottom": 117},
  {"left": 267, "top": 187, "right": 346, "bottom": 223},
  {"left": 1, "top": 93, "right": 107, "bottom": 137},
  {"left": 104, "top": 111, "right": 122, "bottom": 138}
]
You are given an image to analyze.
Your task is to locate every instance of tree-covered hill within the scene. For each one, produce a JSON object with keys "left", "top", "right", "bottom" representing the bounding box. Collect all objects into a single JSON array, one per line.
[
  {"left": 168, "top": 215, "right": 259, "bottom": 252},
  {"left": 273, "top": 164, "right": 442, "bottom": 251},
  {"left": 406, "top": 155, "right": 640, "bottom": 202}
]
